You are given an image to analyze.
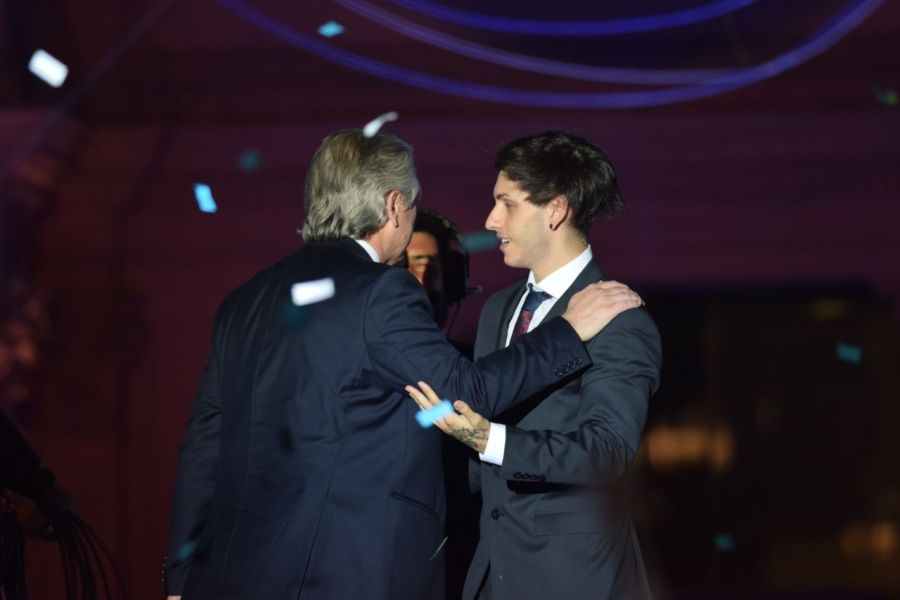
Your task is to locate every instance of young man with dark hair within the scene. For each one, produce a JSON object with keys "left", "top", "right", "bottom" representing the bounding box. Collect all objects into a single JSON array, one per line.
[{"left": 409, "top": 130, "right": 661, "bottom": 600}]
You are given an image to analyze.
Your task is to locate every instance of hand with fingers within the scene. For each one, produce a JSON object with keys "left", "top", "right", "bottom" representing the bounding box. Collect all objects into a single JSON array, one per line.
[
  {"left": 562, "top": 280, "right": 644, "bottom": 342},
  {"left": 405, "top": 381, "right": 491, "bottom": 454}
]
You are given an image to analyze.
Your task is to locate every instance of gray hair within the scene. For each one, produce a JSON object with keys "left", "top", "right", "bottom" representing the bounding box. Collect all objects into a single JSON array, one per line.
[{"left": 302, "top": 129, "right": 420, "bottom": 242}]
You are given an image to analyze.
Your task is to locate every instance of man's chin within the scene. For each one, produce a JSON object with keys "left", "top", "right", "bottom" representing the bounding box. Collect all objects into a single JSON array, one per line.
[{"left": 502, "top": 253, "right": 524, "bottom": 269}]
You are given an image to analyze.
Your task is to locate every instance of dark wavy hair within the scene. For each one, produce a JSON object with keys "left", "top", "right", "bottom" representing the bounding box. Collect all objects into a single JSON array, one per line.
[{"left": 495, "top": 130, "right": 624, "bottom": 239}]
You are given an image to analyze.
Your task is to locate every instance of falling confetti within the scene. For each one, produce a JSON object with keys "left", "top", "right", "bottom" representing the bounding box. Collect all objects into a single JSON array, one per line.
[
  {"left": 872, "top": 86, "right": 899, "bottom": 107},
  {"left": 461, "top": 231, "right": 499, "bottom": 253},
  {"left": 429, "top": 536, "right": 448, "bottom": 560},
  {"left": 238, "top": 149, "right": 262, "bottom": 172},
  {"left": 362, "top": 111, "right": 399, "bottom": 137},
  {"left": 318, "top": 21, "right": 345, "bottom": 38},
  {"left": 193, "top": 183, "right": 218, "bottom": 213},
  {"left": 291, "top": 278, "right": 336, "bottom": 306},
  {"left": 714, "top": 533, "right": 735, "bottom": 552},
  {"left": 279, "top": 301, "right": 310, "bottom": 329},
  {"left": 415, "top": 399, "right": 454, "bottom": 428},
  {"left": 175, "top": 539, "right": 199, "bottom": 562},
  {"left": 28, "top": 49, "right": 68, "bottom": 88},
  {"left": 835, "top": 342, "right": 862, "bottom": 364}
]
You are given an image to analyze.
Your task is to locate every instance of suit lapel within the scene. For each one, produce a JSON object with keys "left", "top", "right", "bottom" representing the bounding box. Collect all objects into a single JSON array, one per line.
[{"left": 494, "top": 283, "right": 527, "bottom": 350}]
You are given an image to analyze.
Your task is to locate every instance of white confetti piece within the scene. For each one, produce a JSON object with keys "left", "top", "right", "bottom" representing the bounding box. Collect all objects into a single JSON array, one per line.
[
  {"left": 291, "top": 278, "right": 336, "bottom": 306},
  {"left": 362, "top": 111, "right": 398, "bottom": 137},
  {"left": 28, "top": 49, "right": 68, "bottom": 88}
]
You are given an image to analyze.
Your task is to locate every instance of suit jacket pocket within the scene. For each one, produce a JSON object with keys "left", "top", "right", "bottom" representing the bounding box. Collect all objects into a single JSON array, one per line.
[
  {"left": 390, "top": 491, "right": 440, "bottom": 521},
  {"left": 389, "top": 492, "right": 443, "bottom": 599}
]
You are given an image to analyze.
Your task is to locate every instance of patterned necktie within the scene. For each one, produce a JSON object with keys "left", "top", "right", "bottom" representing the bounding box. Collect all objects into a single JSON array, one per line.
[{"left": 510, "top": 285, "right": 552, "bottom": 344}]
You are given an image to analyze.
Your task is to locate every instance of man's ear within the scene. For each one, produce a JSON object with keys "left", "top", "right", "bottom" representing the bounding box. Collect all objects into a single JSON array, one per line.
[
  {"left": 385, "top": 190, "right": 404, "bottom": 227},
  {"left": 548, "top": 195, "right": 570, "bottom": 230}
]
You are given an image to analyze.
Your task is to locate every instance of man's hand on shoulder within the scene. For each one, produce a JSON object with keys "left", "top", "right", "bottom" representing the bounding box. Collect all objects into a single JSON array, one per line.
[{"left": 562, "top": 280, "right": 643, "bottom": 342}]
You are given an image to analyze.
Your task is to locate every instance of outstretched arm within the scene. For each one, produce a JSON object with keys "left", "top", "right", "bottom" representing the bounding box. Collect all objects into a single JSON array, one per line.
[
  {"left": 369, "top": 269, "right": 642, "bottom": 419},
  {"left": 409, "top": 309, "right": 661, "bottom": 484}
]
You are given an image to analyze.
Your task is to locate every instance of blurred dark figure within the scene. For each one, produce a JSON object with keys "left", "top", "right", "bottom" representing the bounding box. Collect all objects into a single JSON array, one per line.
[
  {"left": 0, "top": 170, "right": 126, "bottom": 598},
  {"left": 400, "top": 209, "right": 479, "bottom": 599},
  {"left": 401, "top": 208, "right": 471, "bottom": 331},
  {"left": 0, "top": 282, "right": 51, "bottom": 410},
  {"left": 0, "top": 412, "right": 125, "bottom": 600}
]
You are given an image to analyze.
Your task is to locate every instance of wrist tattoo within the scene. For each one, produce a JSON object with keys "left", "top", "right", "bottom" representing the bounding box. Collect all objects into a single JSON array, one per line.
[{"left": 454, "top": 428, "right": 488, "bottom": 451}]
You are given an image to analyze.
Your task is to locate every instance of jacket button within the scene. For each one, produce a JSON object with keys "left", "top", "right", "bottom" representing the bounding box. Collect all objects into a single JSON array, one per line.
[
  {"left": 491, "top": 508, "right": 501, "bottom": 520},
  {"left": 538, "top": 475, "right": 547, "bottom": 482},
  {"left": 576, "top": 358, "right": 583, "bottom": 365},
  {"left": 554, "top": 369, "right": 563, "bottom": 377},
  {"left": 513, "top": 472, "right": 522, "bottom": 479}
]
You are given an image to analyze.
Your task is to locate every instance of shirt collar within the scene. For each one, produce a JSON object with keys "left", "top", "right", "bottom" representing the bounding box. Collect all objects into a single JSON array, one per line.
[
  {"left": 527, "top": 246, "right": 593, "bottom": 298},
  {"left": 353, "top": 239, "right": 381, "bottom": 263}
]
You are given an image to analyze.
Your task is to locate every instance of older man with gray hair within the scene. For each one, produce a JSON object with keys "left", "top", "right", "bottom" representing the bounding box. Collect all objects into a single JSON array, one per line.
[{"left": 164, "top": 129, "right": 642, "bottom": 600}]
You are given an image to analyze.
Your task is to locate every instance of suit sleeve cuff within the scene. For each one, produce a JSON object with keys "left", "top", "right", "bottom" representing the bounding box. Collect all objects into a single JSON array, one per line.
[{"left": 478, "top": 423, "right": 506, "bottom": 465}]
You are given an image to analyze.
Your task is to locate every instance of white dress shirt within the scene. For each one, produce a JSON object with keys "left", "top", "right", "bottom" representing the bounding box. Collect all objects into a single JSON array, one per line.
[
  {"left": 354, "top": 239, "right": 381, "bottom": 263},
  {"left": 479, "top": 246, "right": 594, "bottom": 465}
]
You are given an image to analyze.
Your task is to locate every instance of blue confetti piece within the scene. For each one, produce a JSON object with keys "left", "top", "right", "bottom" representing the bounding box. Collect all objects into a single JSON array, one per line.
[
  {"left": 714, "top": 533, "right": 735, "bottom": 552},
  {"left": 416, "top": 400, "right": 454, "bottom": 428},
  {"left": 318, "top": 20, "right": 344, "bottom": 38},
  {"left": 279, "top": 301, "right": 310, "bottom": 329},
  {"left": 194, "top": 183, "right": 217, "bottom": 213},
  {"left": 238, "top": 149, "right": 262, "bottom": 172},
  {"left": 835, "top": 342, "right": 862, "bottom": 364},
  {"left": 175, "top": 539, "right": 199, "bottom": 562},
  {"left": 872, "top": 86, "right": 898, "bottom": 107},
  {"left": 461, "top": 231, "right": 499, "bottom": 253}
]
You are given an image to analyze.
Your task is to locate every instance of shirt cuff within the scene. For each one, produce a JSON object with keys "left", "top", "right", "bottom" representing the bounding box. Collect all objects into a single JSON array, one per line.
[{"left": 478, "top": 423, "right": 506, "bottom": 465}]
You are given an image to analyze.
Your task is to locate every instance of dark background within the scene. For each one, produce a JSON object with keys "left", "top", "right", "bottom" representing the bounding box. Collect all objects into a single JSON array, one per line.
[{"left": 2, "top": 0, "right": 899, "bottom": 597}]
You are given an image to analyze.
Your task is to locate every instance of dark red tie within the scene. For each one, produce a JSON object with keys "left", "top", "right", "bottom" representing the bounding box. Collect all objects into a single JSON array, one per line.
[{"left": 510, "top": 285, "right": 552, "bottom": 344}]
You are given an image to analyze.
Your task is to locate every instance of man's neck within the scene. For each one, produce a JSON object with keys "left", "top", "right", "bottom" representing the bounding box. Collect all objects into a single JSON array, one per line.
[
  {"left": 531, "top": 238, "right": 588, "bottom": 282},
  {"left": 356, "top": 237, "right": 383, "bottom": 263}
]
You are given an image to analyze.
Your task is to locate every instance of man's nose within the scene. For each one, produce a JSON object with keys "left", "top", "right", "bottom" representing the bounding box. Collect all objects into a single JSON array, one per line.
[{"left": 485, "top": 206, "right": 499, "bottom": 231}]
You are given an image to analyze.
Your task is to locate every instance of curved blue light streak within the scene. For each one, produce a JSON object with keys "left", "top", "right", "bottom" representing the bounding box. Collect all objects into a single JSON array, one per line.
[
  {"left": 219, "top": 0, "right": 883, "bottom": 109},
  {"left": 382, "top": 0, "right": 758, "bottom": 36},
  {"left": 334, "top": 0, "right": 728, "bottom": 85}
]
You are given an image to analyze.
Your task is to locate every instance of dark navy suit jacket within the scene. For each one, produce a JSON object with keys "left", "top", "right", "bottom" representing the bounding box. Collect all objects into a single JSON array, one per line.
[
  {"left": 165, "top": 239, "right": 591, "bottom": 600},
  {"left": 464, "top": 261, "right": 662, "bottom": 600}
]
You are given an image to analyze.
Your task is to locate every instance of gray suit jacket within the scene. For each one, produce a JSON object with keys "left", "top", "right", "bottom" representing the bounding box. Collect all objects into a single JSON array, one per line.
[{"left": 463, "top": 261, "right": 661, "bottom": 600}]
